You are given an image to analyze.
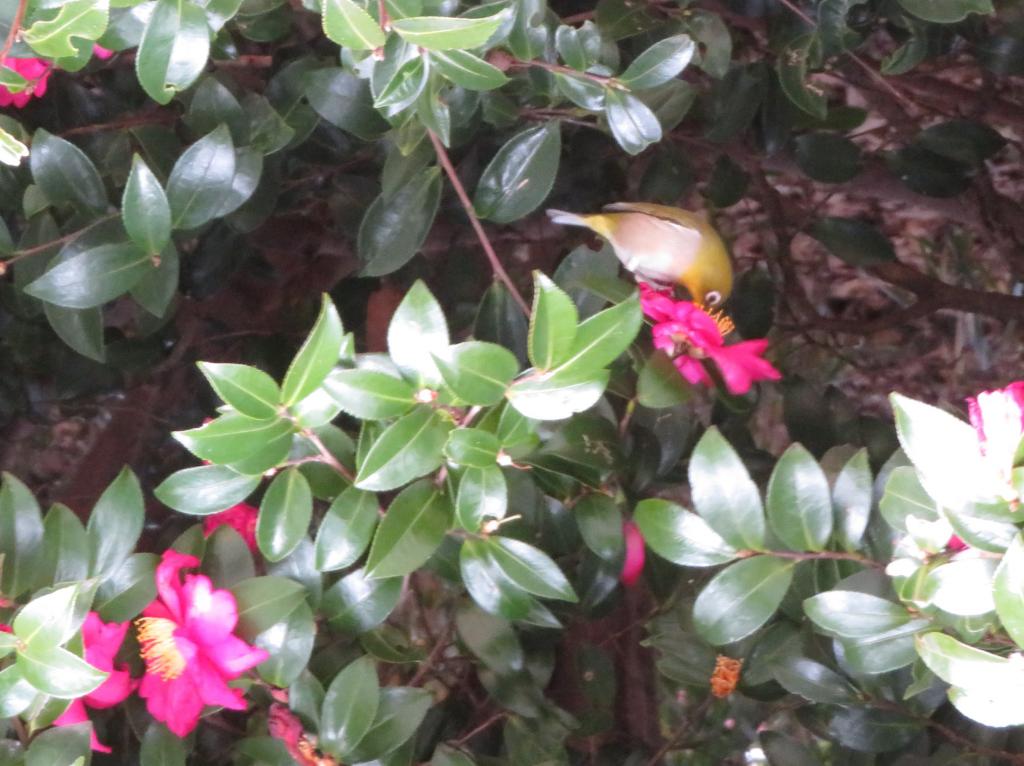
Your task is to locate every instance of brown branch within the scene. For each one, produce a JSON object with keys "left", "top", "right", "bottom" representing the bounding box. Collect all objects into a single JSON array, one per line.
[
  {"left": 510, "top": 59, "right": 622, "bottom": 88},
  {"left": 426, "top": 129, "right": 529, "bottom": 314},
  {"left": 5, "top": 212, "right": 120, "bottom": 264},
  {"left": 60, "top": 111, "right": 178, "bottom": 137},
  {"left": 302, "top": 428, "right": 355, "bottom": 482},
  {"left": 753, "top": 549, "right": 885, "bottom": 569},
  {"left": 0, "top": 0, "right": 28, "bottom": 62},
  {"left": 452, "top": 711, "right": 508, "bottom": 747}
]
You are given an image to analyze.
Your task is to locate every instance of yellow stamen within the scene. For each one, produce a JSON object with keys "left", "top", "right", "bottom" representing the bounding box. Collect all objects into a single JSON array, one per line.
[
  {"left": 136, "top": 617, "right": 186, "bottom": 680},
  {"left": 699, "top": 305, "right": 735, "bottom": 337}
]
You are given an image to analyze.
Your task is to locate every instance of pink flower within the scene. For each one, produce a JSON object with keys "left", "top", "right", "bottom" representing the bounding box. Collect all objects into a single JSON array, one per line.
[
  {"left": 137, "top": 550, "right": 269, "bottom": 737},
  {"left": 0, "top": 624, "right": 10, "bottom": 633},
  {"left": 621, "top": 521, "right": 645, "bottom": 587},
  {"left": 53, "top": 613, "right": 134, "bottom": 753},
  {"left": 946, "top": 535, "right": 969, "bottom": 552},
  {"left": 640, "top": 284, "right": 781, "bottom": 396},
  {"left": 203, "top": 503, "right": 259, "bottom": 553},
  {"left": 967, "top": 383, "right": 1024, "bottom": 484},
  {"left": 0, "top": 56, "right": 51, "bottom": 108},
  {"left": 92, "top": 45, "right": 114, "bottom": 60}
]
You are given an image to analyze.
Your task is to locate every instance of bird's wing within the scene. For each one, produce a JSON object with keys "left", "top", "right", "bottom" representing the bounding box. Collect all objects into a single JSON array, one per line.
[{"left": 602, "top": 202, "right": 707, "bottom": 232}]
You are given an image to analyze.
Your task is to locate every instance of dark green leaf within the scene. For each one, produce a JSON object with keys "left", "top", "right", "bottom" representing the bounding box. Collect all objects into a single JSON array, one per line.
[
  {"left": 445, "top": 428, "right": 500, "bottom": 468},
  {"left": 257, "top": 468, "right": 313, "bottom": 562},
  {"left": 833, "top": 449, "right": 871, "bottom": 551},
  {"left": 605, "top": 88, "right": 662, "bottom": 155},
  {"left": 315, "top": 487, "right": 380, "bottom": 572},
  {"left": 431, "top": 49, "right": 509, "bottom": 90},
  {"left": 42, "top": 505, "right": 88, "bottom": 585},
  {"left": 634, "top": 498, "right": 738, "bottom": 567},
  {"left": 321, "top": 656, "right": 380, "bottom": 759},
  {"left": 17, "top": 644, "right": 107, "bottom": 699},
  {"left": 574, "top": 494, "right": 623, "bottom": 562},
  {"left": 87, "top": 467, "right": 144, "bottom": 581},
  {"left": 355, "top": 407, "right": 450, "bottom": 491},
  {"left": 306, "top": 68, "right": 389, "bottom": 141},
  {"left": 693, "top": 556, "right": 795, "bottom": 645},
  {"left": 123, "top": 155, "right": 171, "bottom": 254},
  {"left": 173, "top": 411, "right": 294, "bottom": 465},
  {"left": 154, "top": 464, "right": 259, "bottom": 515},
  {"left": 166, "top": 125, "right": 236, "bottom": 230},
  {"left": 254, "top": 600, "right": 315, "bottom": 688},
  {"left": 0, "top": 472, "right": 44, "bottom": 598},
  {"left": 766, "top": 444, "right": 833, "bottom": 551},
  {"left": 806, "top": 217, "right": 895, "bottom": 266},
  {"left": 804, "top": 590, "right": 912, "bottom": 637},
  {"left": 793, "top": 132, "right": 862, "bottom": 183},
  {"left": 30, "top": 129, "right": 107, "bottom": 214},
  {"left": 95, "top": 553, "right": 158, "bottom": 621},
  {"left": 896, "top": 0, "right": 993, "bottom": 23},
  {"left": 322, "top": 567, "right": 402, "bottom": 633},
  {"left": 485, "top": 536, "right": 577, "bottom": 602},
  {"left": 554, "top": 290, "right": 641, "bottom": 373},
  {"left": 281, "top": 294, "right": 344, "bottom": 406},
  {"left": 231, "top": 575, "right": 306, "bottom": 637},
  {"left": 528, "top": 272, "right": 578, "bottom": 371},
  {"left": 773, "top": 657, "right": 859, "bottom": 704},
  {"left": 474, "top": 123, "right": 561, "bottom": 224},
  {"left": 139, "top": 724, "right": 188, "bottom": 766},
  {"left": 43, "top": 304, "right": 105, "bottom": 362},
  {"left": 777, "top": 35, "right": 826, "bottom": 120},
  {"left": 359, "top": 166, "right": 442, "bottom": 277},
  {"left": 365, "top": 479, "right": 452, "bottom": 578},
  {"left": 455, "top": 464, "right": 507, "bottom": 531},
  {"left": 387, "top": 279, "right": 450, "bottom": 387},
  {"left": 136, "top": 0, "right": 210, "bottom": 104},
  {"left": 324, "top": 369, "right": 417, "bottom": 420},
  {"left": 26, "top": 241, "right": 151, "bottom": 309},
  {"left": 434, "top": 341, "right": 520, "bottom": 406},
  {"left": 688, "top": 427, "right": 765, "bottom": 550},
  {"left": 25, "top": 724, "right": 91, "bottom": 766}
]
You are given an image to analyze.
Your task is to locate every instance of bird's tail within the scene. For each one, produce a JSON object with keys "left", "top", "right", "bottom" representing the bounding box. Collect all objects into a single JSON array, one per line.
[{"left": 546, "top": 209, "right": 592, "bottom": 228}]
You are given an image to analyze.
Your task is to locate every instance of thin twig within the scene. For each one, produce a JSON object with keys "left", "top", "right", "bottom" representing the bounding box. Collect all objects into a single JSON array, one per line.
[
  {"left": 452, "top": 711, "right": 508, "bottom": 747},
  {"left": 426, "top": 129, "right": 529, "bottom": 314},
  {"left": 0, "top": 0, "right": 28, "bottom": 62},
  {"left": 644, "top": 696, "right": 712, "bottom": 766},
  {"left": 754, "top": 549, "right": 885, "bottom": 569},
  {"left": 60, "top": 112, "right": 178, "bottom": 137},
  {"left": 409, "top": 622, "right": 453, "bottom": 687},
  {"left": 5, "top": 212, "right": 120, "bottom": 264},
  {"left": 302, "top": 428, "right": 355, "bottom": 482},
  {"left": 510, "top": 59, "right": 621, "bottom": 88}
]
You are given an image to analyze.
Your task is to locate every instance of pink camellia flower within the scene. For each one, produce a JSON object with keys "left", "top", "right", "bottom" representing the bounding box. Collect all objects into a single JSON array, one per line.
[
  {"left": 0, "top": 56, "right": 52, "bottom": 108},
  {"left": 0, "top": 624, "right": 11, "bottom": 633},
  {"left": 946, "top": 535, "right": 969, "bottom": 552},
  {"left": 203, "top": 502, "right": 259, "bottom": 553},
  {"left": 92, "top": 45, "right": 114, "bottom": 60},
  {"left": 640, "top": 283, "right": 781, "bottom": 396},
  {"left": 136, "top": 550, "right": 269, "bottom": 737},
  {"left": 967, "top": 383, "right": 1024, "bottom": 484},
  {"left": 52, "top": 612, "right": 134, "bottom": 753},
  {"left": 620, "top": 521, "right": 646, "bottom": 587}
]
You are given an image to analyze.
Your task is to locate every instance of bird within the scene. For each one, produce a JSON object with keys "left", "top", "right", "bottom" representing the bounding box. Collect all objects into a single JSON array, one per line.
[{"left": 546, "top": 202, "right": 733, "bottom": 307}]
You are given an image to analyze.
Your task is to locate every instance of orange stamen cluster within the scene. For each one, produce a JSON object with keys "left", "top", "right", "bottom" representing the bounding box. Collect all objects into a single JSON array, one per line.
[
  {"left": 709, "top": 655, "right": 742, "bottom": 698},
  {"left": 701, "top": 306, "right": 735, "bottom": 338},
  {"left": 136, "top": 617, "right": 186, "bottom": 680}
]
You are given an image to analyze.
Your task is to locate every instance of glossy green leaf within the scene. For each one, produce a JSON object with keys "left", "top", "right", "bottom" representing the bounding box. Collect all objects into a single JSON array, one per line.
[
  {"left": 365, "top": 479, "right": 451, "bottom": 578},
  {"left": 323, "top": 0, "right": 385, "bottom": 50},
  {"left": 896, "top": 0, "right": 993, "bottom": 23},
  {"left": 766, "top": 444, "right": 833, "bottom": 552},
  {"left": 528, "top": 273, "right": 578, "bottom": 371},
  {"left": 554, "top": 290, "right": 641, "bottom": 373},
  {"left": 804, "top": 591, "right": 912, "bottom": 638},
  {"left": 315, "top": 487, "right": 380, "bottom": 572},
  {"left": 0, "top": 665, "right": 38, "bottom": 718},
  {"left": 485, "top": 536, "right": 577, "bottom": 602},
  {"left": 637, "top": 351, "right": 690, "bottom": 408},
  {"left": 322, "top": 567, "right": 402, "bottom": 633},
  {"left": 17, "top": 644, "right": 107, "bottom": 699},
  {"left": 391, "top": 11, "right": 508, "bottom": 50},
  {"left": 166, "top": 125, "right": 236, "bottom": 229},
  {"left": 634, "top": 498, "right": 738, "bottom": 567},
  {"left": 619, "top": 33, "right": 695, "bottom": 90},
  {"left": 445, "top": 428, "right": 500, "bottom": 468},
  {"left": 323, "top": 369, "right": 417, "bottom": 420},
  {"left": 916, "top": 631, "right": 1022, "bottom": 689},
  {"left": 688, "top": 427, "right": 766, "bottom": 550},
  {"left": 321, "top": 656, "right": 380, "bottom": 760},
  {"left": 460, "top": 538, "right": 553, "bottom": 624},
  {"left": 506, "top": 367, "right": 609, "bottom": 421},
  {"left": 994, "top": 533, "right": 1024, "bottom": 647},
  {"left": 13, "top": 584, "right": 80, "bottom": 647},
  {"left": 136, "top": 0, "right": 210, "bottom": 104},
  {"left": 387, "top": 280, "right": 450, "bottom": 387},
  {"left": 29, "top": 129, "right": 107, "bottom": 214},
  {"left": 693, "top": 556, "right": 795, "bottom": 645},
  {"left": 154, "top": 464, "right": 260, "bottom": 515},
  {"left": 0, "top": 472, "right": 45, "bottom": 598},
  {"left": 434, "top": 341, "right": 520, "bottom": 406},
  {"left": 198, "top": 362, "right": 281, "bottom": 419},
  {"left": 431, "top": 49, "right": 508, "bottom": 90},
  {"left": 231, "top": 575, "right": 306, "bottom": 637},
  {"left": 347, "top": 687, "right": 432, "bottom": 762},
  {"left": 26, "top": 241, "right": 151, "bottom": 309},
  {"left": 359, "top": 166, "right": 442, "bottom": 277},
  {"left": 833, "top": 449, "right": 872, "bottom": 551},
  {"left": 807, "top": 217, "right": 896, "bottom": 266},
  {"left": 24, "top": 0, "right": 109, "bottom": 61},
  {"left": 257, "top": 468, "right": 313, "bottom": 562},
  {"left": 777, "top": 35, "right": 826, "bottom": 120},
  {"left": 87, "top": 467, "right": 144, "bottom": 581},
  {"left": 95, "top": 552, "right": 158, "bottom": 622},
  {"left": 474, "top": 122, "right": 561, "bottom": 224},
  {"left": 42, "top": 504, "right": 88, "bottom": 585},
  {"left": 173, "top": 411, "right": 294, "bottom": 464},
  {"left": 282, "top": 295, "right": 344, "bottom": 406},
  {"left": 0, "top": 126, "right": 29, "bottom": 166},
  {"left": 25, "top": 724, "right": 91, "bottom": 766},
  {"left": 793, "top": 132, "right": 862, "bottom": 183},
  {"left": 139, "top": 724, "right": 188, "bottom": 766},
  {"left": 122, "top": 154, "right": 171, "bottom": 254},
  {"left": 254, "top": 599, "right": 315, "bottom": 688},
  {"left": 355, "top": 407, "right": 450, "bottom": 491},
  {"left": 605, "top": 88, "right": 662, "bottom": 155},
  {"left": 455, "top": 464, "right": 507, "bottom": 531},
  {"left": 306, "top": 68, "right": 389, "bottom": 141},
  {"left": 574, "top": 494, "right": 624, "bottom": 562},
  {"left": 773, "top": 657, "right": 859, "bottom": 704}
]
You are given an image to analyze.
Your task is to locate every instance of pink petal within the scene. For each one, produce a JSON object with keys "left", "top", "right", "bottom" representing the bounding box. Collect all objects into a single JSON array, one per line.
[
  {"left": 202, "top": 503, "right": 259, "bottom": 553},
  {"left": 85, "top": 667, "right": 134, "bottom": 709},
  {"left": 674, "top": 356, "right": 710, "bottom": 387},
  {"left": 154, "top": 550, "right": 200, "bottom": 622},
  {"left": 181, "top": 574, "right": 239, "bottom": 641},
  {"left": 201, "top": 632, "right": 269, "bottom": 678},
  {"left": 620, "top": 521, "right": 645, "bottom": 587},
  {"left": 83, "top": 612, "right": 130, "bottom": 672},
  {"left": 947, "top": 535, "right": 969, "bottom": 552},
  {"left": 93, "top": 45, "right": 114, "bottom": 60},
  {"left": 53, "top": 699, "right": 88, "bottom": 727},
  {"left": 192, "top": 657, "right": 249, "bottom": 710},
  {"left": 140, "top": 672, "right": 205, "bottom": 738}
]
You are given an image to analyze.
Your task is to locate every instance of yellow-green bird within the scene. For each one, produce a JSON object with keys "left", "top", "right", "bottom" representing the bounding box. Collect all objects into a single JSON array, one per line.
[{"left": 546, "top": 202, "right": 733, "bottom": 307}]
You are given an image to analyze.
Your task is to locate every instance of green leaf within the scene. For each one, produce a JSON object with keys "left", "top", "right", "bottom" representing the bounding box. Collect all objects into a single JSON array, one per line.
[
  {"left": 793, "top": 132, "right": 862, "bottom": 183},
  {"left": 777, "top": 34, "right": 826, "bottom": 120},
  {"left": 42, "top": 505, "right": 88, "bottom": 585},
  {"left": 320, "top": 656, "right": 380, "bottom": 760},
  {"left": 87, "top": 467, "right": 144, "bottom": 580},
  {"left": 890, "top": 392, "right": 993, "bottom": 510},
  {"left": 140, "top": 724, "right": 188, "bottom": 766},
  {"left": 25, "top": 724, "right": 91, "bottom": 766},
  {"left": 173, "top": 412, "right": 294, "bottom": 464},
  {"left": 0, "top": 665, "right": 37, "bottom": 718},
  {"left": 306, "top": 68, "right": 389, "bottom": 141},
  {"left": 455, "top": 604, "right": 524, "bottom": 676},
  {"left": 605, "top": 88, "right": 662, "bottom": 155},
  {"left": 391, "top": 11, "right": 508, "bottom": 50},
  {"left": 506, "top": 367, "right": 609, "bottom": 420},
  {"left": 0, "top": 473, "right": 45, "bottom": 598},
  {"left": 0, "top": 126, "right": 29, "bottom": 166},
  {"left": 528, "top": 272, "right": 578, "bottom": 371},
  {"left": 254, "top": 599, "right": 315, "bottom": 688},
  {"left": 896, "top": 0, "right": 993, "bottom": 23},
  {"left": 347, "top": 687, "right": 432, "bottom": 762},
  {"left": 620, "top": 34, "right": 695, "bottom": 90},
  {"left": 203, "top": 525, "right": 255, "bottom": 589},
  {"left": 693, "top": 556, "right": 795, "bottom": 645},
  {"left": 637, "top": 351, "right": 690, "bottom": 408},
  {"left": 29, "top": 129, "right": 107, "bottom": 214},
  {"left": 485, "top": 536, "right": 577, "bottom": 602},
  {"left": 994, "top": 533, "right": 1024, "bottom": 647},
  {"left": 13, "top": 584, "right": 81, "bottom": 647},
  {"left": 358, "top": 166, "right": 442, "bottom": 277},
  {"left": 17, "top": 644, "right": 107, "bottom": 699},
  {"left": 460, "top": 538, "right": 554, "bottom": 624},
  {"left": 374, "top": 56, "right": 429, "bottom": 112},
  {"left": 136, "top": 0, "right": 210, "bottom": 104},
  {"left": 355, "top": 407, "right": 450, "bottom": 491},
  {"left": 123, "top": 155, "right": 171, "bottom": 254},
  {"left": 282, "top": 295, "right": 344, "bottom": 406},
  {"left": 154, "top": 464, "right": 259, "bottom": 515},
  {"left": 198, "top": 362, "right": 281, "bottom": 420},
  {"left": 26, "top": 241, "right": 151, "bottom": 309},
  {"left": 315, "top": 487, "right": 380, "bottom": 572},
  {"left": 474, "top": 123, "right": 561, "bottom": 224},
  {"left": 387, "top": 280, "right": 450, "bottom": 387},
  {"left": 323, "top": 369, "right": 417, "bottom": 420},
  {"left": 916, "top": 631, "right": 1022, "bottom": 689},
  {"left": 574, "top": 494, "right": 623, "bottom": 562},
  {"left": 833, "top": 449, "right": 872, "bottom": 551},
  {"left": 688, "top": 427, "right": 766, "bottom": 550},
  {"left": 166, "top": 125, "right": 236, "bottom": 230},
  {"left": 634, "top": 498, "right": 738, "bottom": 567},
  {"left": 130, "top": 242, "right": 178, "bottom": 318},
  {"left": 766, "top": 444, "right": 833, "bottom": 552},
  {"left": 322, "top": 567, "right": 402, "bottom": 633},
  {"left": 917, "top": 119, "right": 1005, "bottom": 167},
  {"left": 773, "top": 657, "right": 859, "bottom": 704},
  {"left": 804, "top": 591, "right": 912, "bottom": 638},
  {"left": 445, "top": 428, "right": 500, "bottom": 468},
  {"left": 555, "top": 290, "right": 641, "bottom": 373},
  {"left": 806, "top": 217, "right": 896, "bottom": 266},
  {"left": 760, "top": 731, "right": 821, "bottom": 766},
  {"left": 43, "top": 304, "right": 105, "bottom": 362},
  {"left": 365, "top": 479, "right": 452, "bottom": 578},
  {"left": 95, "top": 552, "right": 158, "bottom": 622},
  {"left": 231, "top": 575, "right": 306, "bottom": 637},
  {"left": 323, "top": 0, "right": 386, "bottom": 50},
  {"left": 23, "top": 0, "right": 109, "bottom": 58},
  {"left": 257, "top": 468, "right": 313, "bottom": 562},
  {"left": 431, "top": 49, "right": 508, "bottom": 90},
  {"left": 455, "top": 464, "right": 507, "bottom": 531},
  {"left": 923, "top": 558, "right": 997, "bottom": 616},
  {"left": 433, "top": 341, "right": 520, "bottom": 406}
]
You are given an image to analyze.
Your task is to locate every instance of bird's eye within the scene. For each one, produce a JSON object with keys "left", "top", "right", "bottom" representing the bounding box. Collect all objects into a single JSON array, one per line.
[{"left": 704, "top": 290, "right": 722, "bottom": 307}]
